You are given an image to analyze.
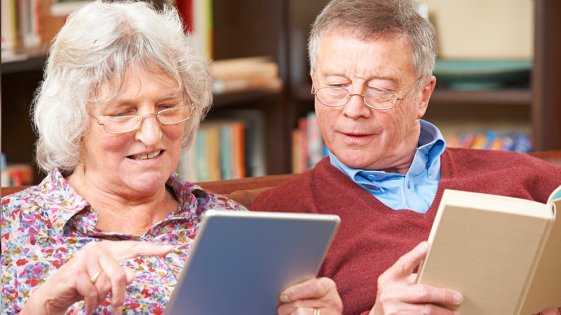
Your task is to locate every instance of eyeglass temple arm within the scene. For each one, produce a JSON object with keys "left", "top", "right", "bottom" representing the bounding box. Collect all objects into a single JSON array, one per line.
[
  {"left": 397, "top": 78, "right": 421, "bottom": 101},
  {"left": 88, "top": 112, "right": 104, "bottom": 125}
]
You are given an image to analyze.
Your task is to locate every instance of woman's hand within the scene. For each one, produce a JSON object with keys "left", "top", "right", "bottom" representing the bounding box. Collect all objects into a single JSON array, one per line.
[
  {"left": 370, "top": 242, "right": 462, "bottom": 315},
  {"left": 21, "top": 240, "right": 173, "bottom": 315},
  {"left": 277, "top": 277, "right": 343, "bottom": 315}
]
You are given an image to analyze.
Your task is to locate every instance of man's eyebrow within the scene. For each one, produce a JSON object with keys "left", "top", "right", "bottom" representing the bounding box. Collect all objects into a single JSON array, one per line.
[
  {"left": 320, "top": 72, "right": 348, "bottom": 78},
  {"left": 320, "top": 71, "right": 399, "bottom": 82}
]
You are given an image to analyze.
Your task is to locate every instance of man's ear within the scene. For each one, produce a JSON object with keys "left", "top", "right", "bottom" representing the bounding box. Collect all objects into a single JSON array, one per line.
[{"left": 416, "top": 76, "right": 436, "bottom": 119}]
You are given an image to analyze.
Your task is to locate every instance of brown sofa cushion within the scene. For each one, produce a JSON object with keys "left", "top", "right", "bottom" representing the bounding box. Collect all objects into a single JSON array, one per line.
[{"left": 2, "top": 151, "right": 561, "bottom": 208}]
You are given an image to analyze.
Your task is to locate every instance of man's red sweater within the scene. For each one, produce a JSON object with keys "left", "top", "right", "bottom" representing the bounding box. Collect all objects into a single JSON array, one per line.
[{"left": 250, "top": 148, "right": 561, "bottom": 315}]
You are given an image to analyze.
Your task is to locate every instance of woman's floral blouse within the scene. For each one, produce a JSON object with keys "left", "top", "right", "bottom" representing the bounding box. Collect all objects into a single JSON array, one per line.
[{"left": 1, "top": 169, "right": 246, "bottom": 314}]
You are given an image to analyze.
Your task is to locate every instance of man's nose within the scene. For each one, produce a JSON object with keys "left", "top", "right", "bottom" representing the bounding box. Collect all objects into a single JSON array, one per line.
[{"left": 343, "top": 92, "right": 371, "bottom": 119}]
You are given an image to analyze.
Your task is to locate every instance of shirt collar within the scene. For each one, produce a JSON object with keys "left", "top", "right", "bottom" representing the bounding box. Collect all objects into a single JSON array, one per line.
[
  {"left": 42, "top": 169, "right": 92, "bottom": 235},
  {"left": 329, "top": 119, "right": 446, "bottom": 183},
  {"left": 43, "top": 169, "right": 200, "bottom": 236}
]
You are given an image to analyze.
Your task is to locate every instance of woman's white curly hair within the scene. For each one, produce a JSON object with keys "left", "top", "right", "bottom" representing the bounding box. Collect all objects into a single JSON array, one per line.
[{"left": 33, "top": 0, "right": 212, "bottom": 173}]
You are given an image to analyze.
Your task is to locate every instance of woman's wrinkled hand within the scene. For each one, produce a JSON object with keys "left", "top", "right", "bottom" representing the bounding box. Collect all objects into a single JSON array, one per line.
[
  {"left": 277, "top": 277, "right": 343, "bottom": 315},
  {"left": 21, "top": 240, "right": 173, "bottom": 315}
]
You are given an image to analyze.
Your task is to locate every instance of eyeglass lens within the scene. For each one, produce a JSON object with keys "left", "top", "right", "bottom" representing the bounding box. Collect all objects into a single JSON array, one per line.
[
  {"left": 103, "top": 106, "right": 192, "bottom": 133},
  {"left": 316, "top": 87, "right": 396, "bottom": 109}
]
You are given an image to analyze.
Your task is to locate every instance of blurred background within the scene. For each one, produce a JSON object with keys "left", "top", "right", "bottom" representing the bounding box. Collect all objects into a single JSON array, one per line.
[{"left": 1, "top": 0, "right": 560, "bottom": 186}]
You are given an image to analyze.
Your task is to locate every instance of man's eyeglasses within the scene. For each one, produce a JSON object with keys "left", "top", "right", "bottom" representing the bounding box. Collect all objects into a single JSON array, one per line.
[
  {"left": 311, "top": 78, "right": 420, "bottom": 110},
  {"left": 89, "top": 95, "right": 196, "bottom": 134}
]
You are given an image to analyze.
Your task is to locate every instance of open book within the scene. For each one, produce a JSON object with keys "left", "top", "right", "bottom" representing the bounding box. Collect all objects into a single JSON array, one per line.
[{"left": 417, "top": 186, "right": 561, "bottom": 315}]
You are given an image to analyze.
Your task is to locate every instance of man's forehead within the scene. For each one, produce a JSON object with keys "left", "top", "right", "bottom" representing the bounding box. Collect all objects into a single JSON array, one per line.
[{"left": 316, "top": 35, "right": 412, "bottom": 77}]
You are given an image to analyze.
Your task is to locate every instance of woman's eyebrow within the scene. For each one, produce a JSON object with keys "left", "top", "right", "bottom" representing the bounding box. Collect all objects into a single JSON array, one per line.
[{"left": 157, "top": 93, "right": 182, "bottom": 101}]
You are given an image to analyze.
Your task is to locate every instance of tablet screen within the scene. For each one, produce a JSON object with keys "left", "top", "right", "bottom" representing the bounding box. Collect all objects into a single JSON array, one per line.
[{"left": 164, "top": 210, "right": 340, "bottom": 315}]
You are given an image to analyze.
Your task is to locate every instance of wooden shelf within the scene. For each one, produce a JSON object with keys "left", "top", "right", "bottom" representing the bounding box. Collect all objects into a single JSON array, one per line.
[
  {"left": 430, "top": 88, "right": 531, "bottom": 105},
  {"left": 291, "top": 83, "right": 532, "bottom": 105},
  {"left": 213, "top": 90, "right": 280, "bottom": 108},
  {"left": 1, "top": 47, "right": 49, "bottom": 74}
]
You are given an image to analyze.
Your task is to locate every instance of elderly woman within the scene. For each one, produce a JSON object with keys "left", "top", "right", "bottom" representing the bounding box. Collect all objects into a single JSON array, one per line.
[{"left": 0, "top": 1, "right": 342, "bottom": 314}]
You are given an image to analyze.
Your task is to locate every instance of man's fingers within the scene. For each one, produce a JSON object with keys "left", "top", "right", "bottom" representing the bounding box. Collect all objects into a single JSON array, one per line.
[
  {"left": 400, "top": 283, "right": 463, "bottom": 306},
  {"left": 384, "top": 242, "right": 429, "bottom": 281},
  {"left": 541, "top": 307, "right": 561, "bottom": 315},
  {"left": 280, "top": 278, "right": 334, "bottom": 303},
  {"left": 278, "top": 303, "right": 317, "bottom": 315},
  {"left": 407, "top": 273, "right": 417, "bottom": 285}
]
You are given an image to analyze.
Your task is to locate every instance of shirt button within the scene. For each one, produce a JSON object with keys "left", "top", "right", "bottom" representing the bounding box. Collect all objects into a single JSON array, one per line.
[{"left": 426, "top": 162, "right": 430, "bottom": 167}]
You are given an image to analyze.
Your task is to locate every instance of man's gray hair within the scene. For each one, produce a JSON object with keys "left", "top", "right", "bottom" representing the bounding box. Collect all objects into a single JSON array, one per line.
[
  {"left": 33, "top": 0, "right": 212, "bottom": 173},
  {"left": 308, "top": 0, "right": 437, "bottom": 83}
]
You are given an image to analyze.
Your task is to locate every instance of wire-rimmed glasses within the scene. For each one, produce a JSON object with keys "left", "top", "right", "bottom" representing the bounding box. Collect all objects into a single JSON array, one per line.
[
  {"left": 89, "top": 96, "right": 196, "bottom": 134},
  {"left": 311, "top": 78, "right": 420, "bottom": 110}
]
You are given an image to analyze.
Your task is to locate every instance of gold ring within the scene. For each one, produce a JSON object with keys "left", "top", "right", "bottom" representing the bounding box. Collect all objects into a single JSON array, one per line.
[
  {"left": 90, "top": 269, "right": 103, "bottom": 284},
  {"left": 313, "top": 307, "right": 320, "bottom": 315}
]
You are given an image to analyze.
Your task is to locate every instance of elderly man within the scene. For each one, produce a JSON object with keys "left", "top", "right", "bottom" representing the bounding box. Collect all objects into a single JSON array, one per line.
[{"left": 250, "top": 0, "right": 561, "bottom": 314}]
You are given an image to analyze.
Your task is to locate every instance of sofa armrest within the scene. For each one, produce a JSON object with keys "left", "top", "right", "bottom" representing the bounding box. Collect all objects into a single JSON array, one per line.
[{"left": 221, "top": 186, "right": 273, "bottom": 208}]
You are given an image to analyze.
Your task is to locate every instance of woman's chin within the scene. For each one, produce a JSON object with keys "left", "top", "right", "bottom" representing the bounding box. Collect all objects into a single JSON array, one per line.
[{"left": 121, "top": 173, "right": 171, "bottom": 195}]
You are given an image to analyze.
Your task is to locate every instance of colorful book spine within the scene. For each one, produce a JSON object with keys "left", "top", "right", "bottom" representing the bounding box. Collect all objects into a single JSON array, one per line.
[{"left": 445, "top": 130, "right": 533, "bottom": 153}]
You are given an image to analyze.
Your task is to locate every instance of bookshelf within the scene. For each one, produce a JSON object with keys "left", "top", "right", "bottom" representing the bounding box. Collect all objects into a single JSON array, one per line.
[
  {"left": 2, "top": 0, "right": 560, "bottom": 185},
  {"left": 1, "top": 0, "right": 292, "bottom": 184},
  {"left": 285, "top": 0, "right": 561, "bottom": 157}
]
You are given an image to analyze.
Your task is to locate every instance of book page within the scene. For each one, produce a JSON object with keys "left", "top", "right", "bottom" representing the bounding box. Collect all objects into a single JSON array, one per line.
[
  {"left": 418, "top": 189, "right": 551, "bottom": 315},
  {"left": 519, "top": 199, "right": 561, "bottom": 315},
  {"left": 548, "top": 185, "right": 561, "bottom": 204}
]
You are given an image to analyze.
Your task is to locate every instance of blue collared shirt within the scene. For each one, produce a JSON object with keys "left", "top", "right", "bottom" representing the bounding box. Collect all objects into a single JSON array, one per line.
[{"left": 329, "top": 120, "right": 446, "bottom": 213}]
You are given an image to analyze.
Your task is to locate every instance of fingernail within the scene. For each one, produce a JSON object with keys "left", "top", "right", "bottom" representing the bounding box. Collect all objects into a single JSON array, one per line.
[
  {"left": 419, "top": 242, "right": 429, "bottom": 252},
  {"left": 280, "top": 294, "right": 290, "bottom": 303},
  {"left": 453, "top": 292, "right": 463, "bottom": 304}
]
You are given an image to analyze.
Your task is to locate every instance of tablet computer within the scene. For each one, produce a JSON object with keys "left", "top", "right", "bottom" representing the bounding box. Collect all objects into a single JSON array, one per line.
[{"left": 164, "top": 210, "right": 340, "bottom": 315}]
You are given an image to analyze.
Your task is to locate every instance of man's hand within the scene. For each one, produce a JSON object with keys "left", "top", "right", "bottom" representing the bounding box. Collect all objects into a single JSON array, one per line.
[
  {"left": 278, "top": 277, "right": 343, "bottom": 315},
  {"left": 370, "top": 241, "right": 463, "bottom": 315},
  {"left": 541, "top": 307, "right": 561, "bottom": 315}
]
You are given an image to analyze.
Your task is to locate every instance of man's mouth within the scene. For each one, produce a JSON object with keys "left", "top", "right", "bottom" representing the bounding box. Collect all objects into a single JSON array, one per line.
[{"left": 128, "top": 150, "right": 162, "bottom": 160}]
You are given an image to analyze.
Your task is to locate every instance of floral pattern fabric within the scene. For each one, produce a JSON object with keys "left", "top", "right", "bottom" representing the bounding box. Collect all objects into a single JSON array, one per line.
[{"left": 1, "top": 169, "right": 246, "bottom": 314}]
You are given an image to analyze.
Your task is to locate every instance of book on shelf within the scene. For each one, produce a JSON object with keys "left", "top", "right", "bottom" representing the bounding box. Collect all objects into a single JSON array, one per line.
[
  {"left": 306, "top": 112, "right": 323, "bottom": 169},
  {"left": 417, "top": 187, "right": 561, "bottom": 315},
  {"left": 174, "top": 0, "right": 213, "bottom": 59},
  {"left": 211, "top": 57, "right": 283, "bottom": 94},
  {"left": 445, "top": 130, "right": 533, "bottom": 153},
  {"left": 2, "top": 0, "right": 42, "bottom": 51},
  {"left": 50, "top": 0, "right": 88, "bottom": 17},
  {"left": 176, "top": 110, "right": 266, "bottom": 182},
  {"left": 1, "top": 162, "right": 34, "bottom": 187},
  {"left": 292, "top": 112, "right": 328, "bottom": 174}
]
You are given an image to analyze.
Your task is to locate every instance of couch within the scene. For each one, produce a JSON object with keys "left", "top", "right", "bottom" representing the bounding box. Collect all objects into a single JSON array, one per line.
[{"left": 2, "top": 151, "right": 561, "bottom": 208}]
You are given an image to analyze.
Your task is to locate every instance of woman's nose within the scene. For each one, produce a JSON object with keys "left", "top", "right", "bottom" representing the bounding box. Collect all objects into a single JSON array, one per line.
[{"left": 135, "top": 114, "right": 162, "bottom": 146}]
